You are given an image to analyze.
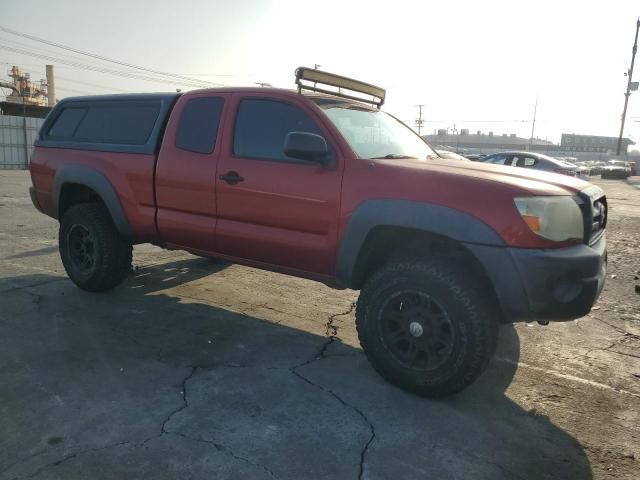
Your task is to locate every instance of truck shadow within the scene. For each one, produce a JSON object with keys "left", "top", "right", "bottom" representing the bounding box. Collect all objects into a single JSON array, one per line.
[{"left": 0, "top": 258, "right": 592, "bottom": 479}]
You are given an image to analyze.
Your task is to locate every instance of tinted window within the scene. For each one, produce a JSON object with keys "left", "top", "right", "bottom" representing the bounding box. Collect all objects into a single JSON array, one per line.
[
  {"left": 233, "top": 99, "right": 322, "bottom": 162},
  {"left": 486, "top": 154, "right": 507, "bottom": 165},
  {"left": 516, "top": 156, "right": 537, "bottom": 167},
  {"left": 176, "top": 97, "right": 224, "bottom": 154},
  {"left": 48, "top": 108, "right": 86, "bottom": 138},
  {"left": 73, "top": 102, "right": 160, "bottom": 145}
]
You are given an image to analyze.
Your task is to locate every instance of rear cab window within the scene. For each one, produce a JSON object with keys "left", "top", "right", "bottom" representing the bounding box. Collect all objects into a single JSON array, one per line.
[
  {"left": 48, "top": 102, "right": 160, "bottom": 144},
  {"left": 48, "top": 108, "right": 86, "bottom": 137},
  {"left": 175, "top": 97, "right": 224, "bottom": 154},
  {"left": 38, "top": 93, "right": 178, "bottom": 154},
  {"left": 73, "top": 103, "right": 160, "bottom": 145}
]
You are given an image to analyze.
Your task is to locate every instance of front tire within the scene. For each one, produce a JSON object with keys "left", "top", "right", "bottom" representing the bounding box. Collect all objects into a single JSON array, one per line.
[
  {"left": 356, "top": 259, "right": 498, "bottom": 397},
  {"left": 59, "top": 203, "right": 132, "bottom": 292}
]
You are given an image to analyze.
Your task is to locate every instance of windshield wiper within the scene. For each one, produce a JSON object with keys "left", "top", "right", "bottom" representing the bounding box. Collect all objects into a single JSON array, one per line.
[{"left": 369, "top": 154, "right": 418, "bottom": 159}]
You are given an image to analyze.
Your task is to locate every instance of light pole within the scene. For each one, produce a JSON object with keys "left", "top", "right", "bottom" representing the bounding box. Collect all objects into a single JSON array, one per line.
[{"left": 616, "top": 18, "right": 640, "bottom": 156}]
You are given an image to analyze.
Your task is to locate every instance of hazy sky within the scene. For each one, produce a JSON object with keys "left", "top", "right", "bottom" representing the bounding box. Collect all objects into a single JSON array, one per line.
[{"left": 1, "top": 0, "right": 639, "bottom": 146}]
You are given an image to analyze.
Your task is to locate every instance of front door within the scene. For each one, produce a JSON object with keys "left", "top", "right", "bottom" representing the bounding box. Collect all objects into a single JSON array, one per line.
[{"left": 214, "top": 94, "right": 343, "bottom": 276}]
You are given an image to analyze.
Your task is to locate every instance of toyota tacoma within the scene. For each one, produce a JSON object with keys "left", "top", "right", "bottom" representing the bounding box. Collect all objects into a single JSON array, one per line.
[{"left": 28, "top": 67, "right": 607, "bottom": 397}]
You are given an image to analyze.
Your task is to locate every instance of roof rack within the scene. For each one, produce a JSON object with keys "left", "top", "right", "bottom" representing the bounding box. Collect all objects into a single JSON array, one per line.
[{"left": 295, "top": 67, "right": 385, "bottom": 109}]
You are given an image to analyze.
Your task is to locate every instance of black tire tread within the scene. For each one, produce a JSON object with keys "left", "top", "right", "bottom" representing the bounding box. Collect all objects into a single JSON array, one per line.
[
  {"left": 356, "top": 258, "right": 498, "bottom": 397},
  {"left": 59, "top": 203, "right": 132, "bottom": 292}
]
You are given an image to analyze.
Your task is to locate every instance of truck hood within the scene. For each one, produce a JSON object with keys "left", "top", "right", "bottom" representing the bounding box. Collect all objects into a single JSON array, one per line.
[{"left": 385, "top": 157, "right": 592, "bottom": 196}]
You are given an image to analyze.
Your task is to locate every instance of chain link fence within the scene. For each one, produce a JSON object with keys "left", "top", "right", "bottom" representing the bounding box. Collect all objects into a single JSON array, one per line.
[{"left": 0, "top": 115, "right": 44, "bottom": 169}]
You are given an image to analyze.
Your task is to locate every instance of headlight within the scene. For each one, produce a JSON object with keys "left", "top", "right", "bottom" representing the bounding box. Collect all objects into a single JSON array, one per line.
[{"left": 514, "top": 196, "right": 583, "bottom": 242}]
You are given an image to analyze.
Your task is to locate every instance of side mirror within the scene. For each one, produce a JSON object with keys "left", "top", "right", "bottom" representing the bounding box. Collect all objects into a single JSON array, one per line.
[{"left": 284, "top": 131, "right": 329, "bottom": 164}]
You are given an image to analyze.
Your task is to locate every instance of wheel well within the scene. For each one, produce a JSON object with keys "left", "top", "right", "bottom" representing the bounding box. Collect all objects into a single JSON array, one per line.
[
  {"left": 58, "top": 183, "right": 103, "bottom": 218},
  {"left": 351, "top": 226, "right": 503, "bottom": 319}
]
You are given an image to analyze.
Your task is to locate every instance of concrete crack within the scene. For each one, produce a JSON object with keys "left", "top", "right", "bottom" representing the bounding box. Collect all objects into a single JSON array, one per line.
[
  {"left": 0, "top": 450, "right": 48, "bottom": 478},
  {"left": 591, "top": 315, "right": 640, "bottom": 341},
  {"left": 0, "top": 277, "right": 62, "bottom": 294},
  {"left": 153, "top": 364, "right": 281, "bottom": 478},
  {"left": 608, "top": 349, "right": 640, "bottom": 359},
  {"left": 289, "top": 303, "right": 374, "bottom": 480},
  {"left": 25, "top": 441, "right": 131, "bottom": 479},
  {"left": 319, "top": 302, "right": 356, "bottom": 358},
  {"left": 357, "top": 420, "right": 376, "bottom": 480},
  {"left": 160, "top": 366, "right": 198, "bottom": 435},
  {"left": 290, "top": 365, "right": 376, "bottom": 480},
  {"left": 165, "top": 431, "right": 280, "bottom": 479}
]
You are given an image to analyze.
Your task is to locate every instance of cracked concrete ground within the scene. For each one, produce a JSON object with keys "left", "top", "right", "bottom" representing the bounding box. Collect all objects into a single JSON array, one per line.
[{"left": 1, "top": 171, "right": 639, "bottom": 479}]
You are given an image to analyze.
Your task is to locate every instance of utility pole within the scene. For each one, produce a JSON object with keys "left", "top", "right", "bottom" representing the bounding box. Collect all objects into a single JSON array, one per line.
[
  {"left": 415, "top": 104, "right": 425, "bottom": 136},
  {"left": 529, "top": 95, "right": 538, "bottom": 150},
  {"left": 616, "top": 18, "right": 640, "bottom": 156},
  {"left": 22, "top": 92, "right": 28, "bottom": 167}
]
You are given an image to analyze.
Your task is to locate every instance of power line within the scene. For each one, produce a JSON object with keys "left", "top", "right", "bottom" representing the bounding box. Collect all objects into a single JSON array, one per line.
[
  {"left": 0, "top": 60, "right": 49, "bottom": 69},
  {"left": 1, "top": 58, "right": 258, "bottom": 81},
  {"left": 0, "top": 44, "right": 209, "bottom": 87},
  {"left": 174, "top": 73, "right": 259, "bottom": 77},
  {"left": 56, "top": 75, "right": 131, "bottom": 93},
  {"left": 0, "top": 25, "right": 227, "bottom": 88},
  {"left": 0, "top": 44, "right": 214, "bottom": 89},
  {"left": 0, "top": 35, "right": 122, "bottom": 72},
  {"left": 56, "top": 85, "right": 97, "bottom": 96}
]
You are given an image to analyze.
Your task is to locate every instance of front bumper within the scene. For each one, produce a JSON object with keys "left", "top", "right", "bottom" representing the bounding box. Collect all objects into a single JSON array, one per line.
[{"left": 466, "top": 235, "right": 606, "bottom": 323}]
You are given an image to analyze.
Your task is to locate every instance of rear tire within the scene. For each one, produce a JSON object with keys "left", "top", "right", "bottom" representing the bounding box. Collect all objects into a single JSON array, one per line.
[
  {"left": 59, "top": 203, "right": 132, "bottom": 292},
  {"left": 356, "top": 258, "right": 498, "bottom": 397}
]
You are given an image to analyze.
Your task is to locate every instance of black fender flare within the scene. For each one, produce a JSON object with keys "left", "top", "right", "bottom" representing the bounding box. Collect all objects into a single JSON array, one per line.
[
  {"left": 52, "top": 165, "right": 134, "bottom": 240},
  {"left": 335, "top": 199, "right": 505, "bottom": 288}
]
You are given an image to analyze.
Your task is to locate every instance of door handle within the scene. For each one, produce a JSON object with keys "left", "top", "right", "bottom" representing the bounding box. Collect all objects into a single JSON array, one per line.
[{"left": 219, "top": 171, "right": 244, "bottom": 185}]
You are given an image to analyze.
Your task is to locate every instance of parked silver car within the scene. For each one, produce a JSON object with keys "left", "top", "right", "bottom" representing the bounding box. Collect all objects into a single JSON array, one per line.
[
  {"left": 601, "top": 160, "right": 630, "bottom": 179},
  {"left": 436, "top": 149, "right": 470, "bottom": 161},
  {"left": 480, "top": 151, "right": 580, "bottom": 176}
]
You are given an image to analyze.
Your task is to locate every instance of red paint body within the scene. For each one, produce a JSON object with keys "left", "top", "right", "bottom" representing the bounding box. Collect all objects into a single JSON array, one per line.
[{"left": 30, "top": 88, "right": 592, "bottom": 285}]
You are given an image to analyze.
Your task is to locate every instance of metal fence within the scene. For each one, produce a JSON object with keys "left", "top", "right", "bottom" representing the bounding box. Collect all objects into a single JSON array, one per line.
[{"left": 0, "top": 115, "right": 44, "bottom": 170}]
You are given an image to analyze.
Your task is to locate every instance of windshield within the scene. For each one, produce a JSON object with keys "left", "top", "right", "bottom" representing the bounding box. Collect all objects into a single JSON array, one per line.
[
  {"left": 607, "top": 160, "right": 626, "bottom": 166},
  {"left": 315, "top": 101, "right": 437, "bottom": 160}
]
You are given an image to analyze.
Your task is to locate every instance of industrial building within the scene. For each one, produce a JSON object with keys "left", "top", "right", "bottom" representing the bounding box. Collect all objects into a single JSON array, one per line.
[
  {"left": 422, "top": 130, "right": 554, "bottom": 152},
  {"left": 560, "top": 133, "right": 635, "bottom": 154},
  {"left": 423, "top": 129, "right": 635, "bottom": 161}
]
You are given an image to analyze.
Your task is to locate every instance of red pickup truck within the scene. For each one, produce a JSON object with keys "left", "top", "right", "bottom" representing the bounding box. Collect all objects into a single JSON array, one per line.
[{"left": 29, "top": 68, "right": 607, "bottom": 397}]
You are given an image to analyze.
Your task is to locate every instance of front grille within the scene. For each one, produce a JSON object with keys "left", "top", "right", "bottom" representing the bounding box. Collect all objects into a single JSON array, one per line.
[
  {"left": 578, "top": 186, "right": 607, "bottom": 246},
  {"left": 586, "top": 196, "right": 607, "bottom": 245}
]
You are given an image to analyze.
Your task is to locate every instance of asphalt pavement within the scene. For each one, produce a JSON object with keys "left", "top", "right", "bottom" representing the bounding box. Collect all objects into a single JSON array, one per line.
[{"left": 1, "top": 171, "right": 639, "bottom": 479}]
